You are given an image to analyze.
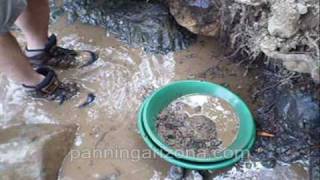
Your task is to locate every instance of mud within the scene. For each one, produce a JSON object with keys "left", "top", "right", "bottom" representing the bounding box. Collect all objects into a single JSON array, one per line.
[
  {"left": 157, "top": 94, "right": 239, "bottom": 157},
  {"left": 167, "top": 0, "right": 320, "bottom": 82},
  {"left": 158, "top": 114, "right": 221, "bottom": 157}
]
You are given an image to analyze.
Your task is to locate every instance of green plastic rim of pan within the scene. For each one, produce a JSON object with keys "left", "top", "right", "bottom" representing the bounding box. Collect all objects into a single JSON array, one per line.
[
  {"left": 138, "top": 99, "right": 255, "bottom": 165},
  {"left": 141, "top": 80, "right": 256, "bottom": 163},
  {"left": 138, "top": 103, "right": 256, "bottom": 170}
]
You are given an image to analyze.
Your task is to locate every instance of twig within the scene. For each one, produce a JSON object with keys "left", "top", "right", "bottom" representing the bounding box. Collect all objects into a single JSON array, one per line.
[
  {"left": 257, "top": 131, "right": 275, "bottom": 137},
  {"left": 252, "top": 81, "right": 281, "bottom": 97},
  {"left": 94, "top": 131, "right": 109, "bottom": 148},
  {"left": 312, "top": 144, "right": 320, "bottom": 149}
]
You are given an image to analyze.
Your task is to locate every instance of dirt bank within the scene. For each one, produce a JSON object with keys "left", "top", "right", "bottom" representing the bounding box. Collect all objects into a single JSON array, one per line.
[{"left": 167, "top": 0, "right": 320, "bottom": 82}]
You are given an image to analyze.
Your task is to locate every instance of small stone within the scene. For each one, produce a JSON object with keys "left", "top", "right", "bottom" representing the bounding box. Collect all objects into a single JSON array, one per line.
[
  {"left": 165, "top": 166, "right": 184, "bottom": 180},
  {"left": 261, "top": 158, "right": 276, "bottom": 168},
  {"left": 267, "top": 1, "right": 300, "bottom": 38},
  {"left": 297, "top": 3, "right": 308, "bottom": 15}
]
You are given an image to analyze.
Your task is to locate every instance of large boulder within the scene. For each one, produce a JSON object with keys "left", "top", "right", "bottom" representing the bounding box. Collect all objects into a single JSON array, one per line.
[
  {"left": 0, "top": 124, "right": 76, "bottom": 180},
  {"left": 167, "top": 0, "right": 220, "bottom": 36}
]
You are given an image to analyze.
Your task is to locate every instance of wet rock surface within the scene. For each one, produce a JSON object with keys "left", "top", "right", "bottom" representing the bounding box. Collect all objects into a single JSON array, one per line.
[
  {"left": 193, "top": 55, "right": 318, "bottom": 178},
  {"left": 165, "top": 166, "right": 184, "bottom": 180},
  {"left": 276, "top": 90, "right": 320, "bottom": 131},
  {"left": 167, "top": 0, "right": 220, "bottom": 36},
  {"left": 49, "top": 0, "right": 64, "bottom": 23},
  {"left": 309, "top": 147, "right": 320, "bottom": 180},
  {"left": 0, "top": 124, "right": 76, "bottom": 180},
  {"left": 184, "top": 170, "right": 204, "bottom": 180},
  {"left": 62, "top": 0, "right": 196, "bottom": 54},
  {"left": 251, "top": 63, "right": 320, "bottom": 174},
  {"left": 165, "top": 166, "right": 204, "bottom": 180}
]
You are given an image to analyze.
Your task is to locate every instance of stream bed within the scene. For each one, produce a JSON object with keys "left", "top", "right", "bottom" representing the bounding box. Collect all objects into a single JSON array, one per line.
[{"left": 0, "top": 14, "right": 311, "bottom": 180}]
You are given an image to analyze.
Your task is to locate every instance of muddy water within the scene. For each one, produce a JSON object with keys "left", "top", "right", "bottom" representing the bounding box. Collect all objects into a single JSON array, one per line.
[
  {"left": 157, "top": 94, "right": 239, "bottom": 156},
  {"left": 2, "top": 19, "right": 173, "bottom": 179},
  {"left": 0, "top": 17, "right": 309, "bottom": 179},
  {"left": 179, "top": 95, "right": 240, "bottom": 150}
]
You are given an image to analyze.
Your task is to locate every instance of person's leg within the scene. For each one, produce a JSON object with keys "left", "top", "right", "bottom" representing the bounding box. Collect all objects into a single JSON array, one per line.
[
  {"left": 0, "top": 0, "right": 78, "bottom": 103},
  {"left": 0, "top": 32, "right": 44, "bottom": 86},
  {"left": 14, "top": 0, "right": 97, "bottom": 69},
  {"left": 0, "top": 32, "right": 78, "bottom": 103},
  {"left": 15, "top": 0, "right": 49, "bottom": 50}
]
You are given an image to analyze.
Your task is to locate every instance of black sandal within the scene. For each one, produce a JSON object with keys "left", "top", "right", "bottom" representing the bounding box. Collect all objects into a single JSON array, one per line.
[
  {"left": 23, "top": 67, "right": 79, "bottom": 104},
  {"left": 26, "top": 34, "right": 98, "bottom": 69}
]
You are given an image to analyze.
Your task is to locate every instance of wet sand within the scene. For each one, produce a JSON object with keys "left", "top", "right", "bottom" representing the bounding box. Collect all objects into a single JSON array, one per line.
[{"left": 0, "top": 16, "right": 309, "bottom": 180}]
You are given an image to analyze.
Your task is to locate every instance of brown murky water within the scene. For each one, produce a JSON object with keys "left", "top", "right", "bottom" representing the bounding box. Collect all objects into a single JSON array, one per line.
[
  {"left": 157, "top": 94, "right": 239, "bottom": 157},
  {"left": 0, "top": 16, "right": 309, "bottom": 179}
]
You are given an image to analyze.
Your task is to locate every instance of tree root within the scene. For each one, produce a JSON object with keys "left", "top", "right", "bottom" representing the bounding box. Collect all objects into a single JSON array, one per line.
[{"left": 261, "top": 48, "right": 320, "bottom": 83}]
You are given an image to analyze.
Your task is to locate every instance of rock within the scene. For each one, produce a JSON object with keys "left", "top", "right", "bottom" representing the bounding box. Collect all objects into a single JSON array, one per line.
[
  {"left": 165, "top": 166, "right": 184, "bottom": 180},
  {"left": 0, "top": 124, "right": 77, "bottom": 180},
  {"left": 184, "top": 170, "right": 203, "bottom": 180},
  {"left": 261, "top": 158, "right": 276, "bottom": 168},
  {"left": 235, "top": 0, "right": 266, "bottom": 6},
  {"left": 275, "top": 90, "right": 320, "bottom": 131},
  {"left": 267, "top": 0, "right": 300, "bottom": 38},
  {"left": 63, "top": 0, "right": 196, "bottom": 54},
  {"left": 167, "top": 0, "right": 220, "bottom": 36},
  {"left": 260, "top": 35, "right": 319, "bottom": 82},
  {"left": 252, "top": 64, "right": 320, "bottom": 170},
  {"left": 309, "top": 118, "right": 320, "bottom": 180},
  {"left": 282, "top": 60, "right": 310, "bottom": 74},
  {"left": 260, "top": 35, "right": 279, "bottom": 52},
  {"left": 49, "top": 0, "right": 64, "bottom": 23},
  {"left": 296, "top": 3, "right": 308, "bottom": 15},
  {"left": 309, "top": 147, "right": 320, "bottom": 180},
  {"left": 50, "top": 7, "right": 64, "bottom": 22}
]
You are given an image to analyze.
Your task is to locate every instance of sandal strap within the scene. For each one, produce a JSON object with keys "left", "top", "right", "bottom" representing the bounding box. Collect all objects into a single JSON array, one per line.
[
  {"left": 26, "top": 34, "right": 98, "bottom": 69},
  {"left": 26, "top": 35, "right": 78, "bottom": 67},
  {"left": 23, "top": 67, "right": 60, "bottom": 97}
]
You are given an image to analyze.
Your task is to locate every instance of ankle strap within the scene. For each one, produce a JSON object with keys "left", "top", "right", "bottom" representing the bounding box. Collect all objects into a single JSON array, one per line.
[{"left": 23, "top": 67, "right": 60, "bottom": 96}]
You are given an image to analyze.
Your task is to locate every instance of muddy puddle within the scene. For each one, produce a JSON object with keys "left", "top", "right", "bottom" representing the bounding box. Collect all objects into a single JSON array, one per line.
[{"left": 0, "top": 17, "right": 309, "bottom": 179}]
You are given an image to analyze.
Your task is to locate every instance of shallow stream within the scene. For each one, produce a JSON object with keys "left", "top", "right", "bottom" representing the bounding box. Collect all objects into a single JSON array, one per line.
[{"left": 0, "top": 17, "right": 309, "bottom": 179}]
